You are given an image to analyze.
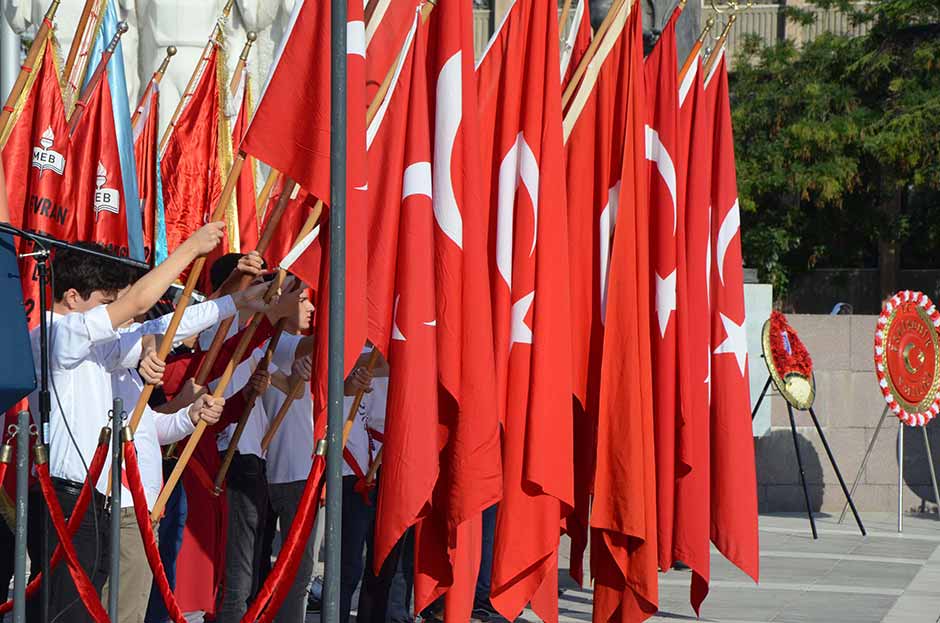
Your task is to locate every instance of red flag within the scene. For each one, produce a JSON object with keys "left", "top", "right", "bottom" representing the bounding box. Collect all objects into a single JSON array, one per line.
[
  {"left": 644, "top": 8, "right": 691, "bottom": 574},
  {"left": 590, "top": 4, "right": 658, "bottom": 622},
  {"left": 231, "top": 76, "right": 260, "bottom": 251},
  {"left": 365, "top": 0, "right": 421, "bottom": 104},
  {"left": 367, "top": 14, "right": 443, "bottom": 574},
  {"left": 560, "top": 0, "right": 592, "bottom": 88},
  {"left": 1, "top": 35, "right": 73, "bottom": 329},
  {"left": 673, "top": 47, "right": 714, "bottom": 613},
  {"left": 476, "top": 1, "right": 574, "bottom": 619},
  {"left": 259, "top": 180, "right": 322, "bottom": 290},
  {"left": 561, "top": 0, "right": 636, "bottom": 585},
  {"left": 704, "top": 48, "right": 759, "bottom": 584},
  {"left": 69, "top": 69, "right": 130, "bottom": 256},
  {"left": 133, "top": 77, "right": 160, "bottom": 264},
  {"left": 412, "top": 0, "right": 502, "bottom": 617},
  {"left": 160, "top": 46, "right": 223, "bottom": 260}
]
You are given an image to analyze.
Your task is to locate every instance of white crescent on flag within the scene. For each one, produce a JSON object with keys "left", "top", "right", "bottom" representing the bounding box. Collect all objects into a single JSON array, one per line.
[{"left": 432, "top": 52, "right": 464, "bottom": 249}]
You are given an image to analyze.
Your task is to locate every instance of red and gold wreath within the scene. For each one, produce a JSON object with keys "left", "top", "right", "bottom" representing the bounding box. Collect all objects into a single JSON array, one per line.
[
  {"left": 874, "top": 291, "right": 940, "bottom": 426},
  {"left": 761, "top": 312, "right": 815, "bottom": 409}
]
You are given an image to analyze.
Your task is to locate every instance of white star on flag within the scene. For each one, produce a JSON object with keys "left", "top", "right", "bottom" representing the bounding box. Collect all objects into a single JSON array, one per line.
[
  {"left": 510, "top": 290, "right": 535, "bottom": 348},
  {"left": 714, "top": 312, "right": 748, "bottom": 376},
  {"left": 655, "top": 270, "right": 677, "bottom": 337}
]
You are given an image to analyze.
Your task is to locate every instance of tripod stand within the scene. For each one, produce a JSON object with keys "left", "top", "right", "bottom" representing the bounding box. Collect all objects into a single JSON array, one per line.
[{"left": 752, "top": 375, "right": 866, "bottom": 538}]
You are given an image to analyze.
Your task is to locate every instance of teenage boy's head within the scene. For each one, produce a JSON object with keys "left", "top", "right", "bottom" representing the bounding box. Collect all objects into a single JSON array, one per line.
[
  {"left": 52, "top": 242, "right": 134, "bottom": 312},
  {"left": 209, "top": 253, "right": 245, "bottom": 292}
]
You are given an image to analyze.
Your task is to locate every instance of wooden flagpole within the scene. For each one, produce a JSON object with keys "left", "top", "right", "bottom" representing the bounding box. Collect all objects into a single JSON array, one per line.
[
  {"left": 255, "top": 168, "right": 281, "bottom": 222},
  {"left": 678, "top": 16, "right": 714, "bottom": 84},
  {"left": 158, "top": 0, "right": 236, "bottom": 155},
  {"left": 62, "top": 0, "right": 99, "bottom": 85},
  {"left": 229, "top": 32, "right": 257, "bottom": 95},
  {"left": 561, "top": 0, "right": 628, "bottom": 111},
  {"left": 559, "top": 0, "right": 574, "bottom": 41},
  {"left": 703, "top": 14, "right": 736, "bottom": 78},
  {"left": 67, "top": 22, "right": 128, "bottom": 134},
  {"left": 131, "top": 46, "right": 177, "bottom": 128},
  {"left": 0, "top": 0, "right": 61, "bottom": 138},
  {"left": 63, "top": 0, "right": 108, "bottom": 116}
]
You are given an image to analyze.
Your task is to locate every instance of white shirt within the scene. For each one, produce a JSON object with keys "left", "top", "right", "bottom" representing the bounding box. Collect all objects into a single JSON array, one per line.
[
  {"left": 343, "top": 377, "right": 387, "bottom": 477},
  {"left": 213, "top": 332, "right": 302, "bottom": 459},
  {"left": 29, "top": 306, "right": 121, "bottom": 491},
  {"left": 261, "top": 368, "right": 314, "bottom": 485},
  {"left": 110, "top": 369, "right": 194, "bottom": 509},
  {"left": 28, "top": 297, "right": 237, "bottom": 496}
]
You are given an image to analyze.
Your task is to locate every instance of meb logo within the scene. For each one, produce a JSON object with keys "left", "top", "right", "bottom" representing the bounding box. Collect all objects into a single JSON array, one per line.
[
  {"left": 94, "top": 162, "right": 120, "bottom": 220},
  {"left": 31, "top": 127, "right": 66, "bottom": 177}
]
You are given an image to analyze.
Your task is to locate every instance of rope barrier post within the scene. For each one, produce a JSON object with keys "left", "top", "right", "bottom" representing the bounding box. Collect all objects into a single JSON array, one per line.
[
  {"left": 13, "top": 411, "right": 30, "bottom": 623},
  {"left": 109, "top": 397, "right": 124, "bottom": 620},
  {"left": 323, "top": 0, "right": 347, "bottom": 617}
]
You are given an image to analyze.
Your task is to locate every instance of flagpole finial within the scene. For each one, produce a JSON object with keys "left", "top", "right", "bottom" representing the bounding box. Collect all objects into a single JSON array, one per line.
[
  {"left": 240, "top": 32, "right": 257, "bottom": 61},
  {"left": 105, "top": 21, "right": 130, "bottom": 54},
  {"left": 157, "top": 46, "right": 177, "bottom": 76},
  {"left": 167, "top": 46, "right": 178, "bottom": 57},
  {"left": 43, "top": 0, "right": 61, "bottom": 21}
]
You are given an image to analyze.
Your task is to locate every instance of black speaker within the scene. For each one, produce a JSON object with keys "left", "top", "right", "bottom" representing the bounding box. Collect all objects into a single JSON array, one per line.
[{"left": 0, "top": 233, "right": 36, "bottom": 412}]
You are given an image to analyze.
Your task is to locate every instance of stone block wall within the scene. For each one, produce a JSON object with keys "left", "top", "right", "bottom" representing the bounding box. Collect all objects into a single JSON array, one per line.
[{"left": 756, "top": 314, "right": 940, "bottom": 514}]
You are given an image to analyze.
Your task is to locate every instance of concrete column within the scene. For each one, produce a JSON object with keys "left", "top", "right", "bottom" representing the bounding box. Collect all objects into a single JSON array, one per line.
[{"left": 1, "top": 0, "right": 20, "bottom": 104}]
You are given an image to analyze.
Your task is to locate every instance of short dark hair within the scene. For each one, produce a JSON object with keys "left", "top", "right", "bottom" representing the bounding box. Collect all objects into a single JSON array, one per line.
[
  {"left": 52, "top": 242, "right": 135, "bottom": 302},
  {"left": 209, "top": 253, "right": 245, "bottom": 292}
]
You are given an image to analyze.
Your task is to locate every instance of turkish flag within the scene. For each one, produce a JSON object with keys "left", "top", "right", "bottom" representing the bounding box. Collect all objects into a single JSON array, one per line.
[
  {"left": 368, "top": 15, "right": 443, "bottom": 577},
  {"left": 133, "top": 77, "right": 160, "bottom": 264},
  {"left": 561, "top": 0, "right": 592, "bottom": 88},
  {"left": 160, "top": 46, "right": 222, "bottom": 261},
  {"left": 704, "top": 48, "right": 760, "bottom": 585},
  {"left": 561, "top": 0, "right": 637, "bottom": 586},
  {"left": 69, "top": 68, "right": 130, "bottom": 257},
  {"left": 231, "top": 76, "right": 259, "bottom": 251},
  {"left": 644, "top": 7, "right": 691, "bottom": 574},
  {"left": 1, "top": 35, "right": 73, "bottom": 329},
  {"left": 477, "top": 0, "right": 574, "bottom": 619},
  {"left": 673, "top": 47, "right": 714, "bottom": 613},
  {"left": 412, "top": 0, "right": 502, "bottom": 618},
  {"left": 591, "top": 3, "right": 659, "bottom": 622},
  {"left": 365, "top": 0, "right": 420, "bottom": 104}
]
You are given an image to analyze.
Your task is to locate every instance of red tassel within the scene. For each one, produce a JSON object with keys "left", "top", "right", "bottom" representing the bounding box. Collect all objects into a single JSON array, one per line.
[
  {"left": 122, "top": 440, "right": 187, "bottom": 623},
  {"left": 242, "top": 455, "right": 326, "bottom": 623},
  {"left": 35, "top": 463, "right": 110, "bottom": 623},
  {"left": 0, "top": 438, "right": 110, "bottom": 615}
]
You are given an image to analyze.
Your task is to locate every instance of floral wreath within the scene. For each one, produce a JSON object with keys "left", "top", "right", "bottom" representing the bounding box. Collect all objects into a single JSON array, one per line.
[
  {"left": 768, "top": 311, "right": 813, "bottom": 378},
  {"left": 874, "top": 290, "right": 940, "bottom": 426}
]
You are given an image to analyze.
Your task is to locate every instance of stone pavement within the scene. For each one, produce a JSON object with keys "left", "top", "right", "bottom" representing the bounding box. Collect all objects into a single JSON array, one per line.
[{"left": 328, "top": 512, "right": 940, "bottom": 622}]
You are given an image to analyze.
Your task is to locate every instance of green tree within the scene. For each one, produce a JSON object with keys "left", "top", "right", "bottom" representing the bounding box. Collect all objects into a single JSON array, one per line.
[{"left": 730, "top": 0, "right": 940, "bottom": 300}]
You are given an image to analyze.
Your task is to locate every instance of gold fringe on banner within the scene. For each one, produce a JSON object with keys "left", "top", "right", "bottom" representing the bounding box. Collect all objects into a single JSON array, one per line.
[
  {"left": 215, "top": 33, "right": 239, "bottom": 253},
  {"left": 0, "top": 34, "right": 53, "bottom": 149}
]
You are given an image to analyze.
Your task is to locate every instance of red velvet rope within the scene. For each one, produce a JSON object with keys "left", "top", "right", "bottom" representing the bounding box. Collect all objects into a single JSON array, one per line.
[
  {"left": 122, "top": 440, "right": 187, "bottom": 623},
  {"left": 242, "top": 455, "right": 326, "bottom": 623},
  {"left": 34, "top": 462, "right": 110, "bottom": 623},
  {"left": 0, "top": 457, "right": 8, "bottom": 493},
  {"left": 0, "top": 437, "right": 110, "bottom": 615}
]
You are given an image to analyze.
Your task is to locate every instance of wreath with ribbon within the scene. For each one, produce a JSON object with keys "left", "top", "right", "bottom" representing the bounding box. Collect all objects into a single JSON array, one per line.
[
  {"left": 761, "top": 311, "right": 815, "bottom": 409},
  {"left": 874, "top": 290, "right": 940, "bottom": 426}
]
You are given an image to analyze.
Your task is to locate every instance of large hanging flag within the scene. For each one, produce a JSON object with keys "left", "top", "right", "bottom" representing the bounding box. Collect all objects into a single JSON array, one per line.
[
  {"left": 133, "top": 75, "right": 161, "bottom": 264},
  {"left": 412, "top": 0, "right": 502, "bottom": 617},
  {"left": 704, "top": 46, "right": 760, "bottom": 586},
  {"left": 69, "top": 68, "right": 130, "bottom": 255},
  {"left": 160, "top": 44, "right": 225, "bottom": 282},
  {"left": 561, "top": 0, "right": 636, "bottom": 586},
  {"left": 560, "top": 0, "right": 592, "bottom": 88},
  {"left": 231, "top": 72, "right": 260, "bottom": 251},
  {"left": 242, "top": 0, "right": 369, "bottom": 415},
  {"left": 366, "top": 11, "right": 443, "bottom": 580},
  {"left": 476, "top": 0, "right": 574, "bottom": 620},
  {"left": 644, "top": 7, "right": 692, "bottom": 575},
  {"left": 590, "top": 3, "right": 659, "bottom": 621},
  {"left": 1, "top": 35, "right": 73, "bottom": 329},
  {"left": 673, "top": 43, "right": 714, "bottom": 614},
  {"left": 84, "top": 0, "right": 144, "bottom": 260}
]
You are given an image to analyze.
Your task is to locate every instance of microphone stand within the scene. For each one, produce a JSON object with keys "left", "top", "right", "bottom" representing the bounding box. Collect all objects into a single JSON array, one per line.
[{"left": 0, "top": 222, "right": 147, "bottom": 622}]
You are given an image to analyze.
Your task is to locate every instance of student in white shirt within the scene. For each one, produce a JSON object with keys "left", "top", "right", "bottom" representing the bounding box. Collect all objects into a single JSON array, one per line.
[{"left": 26, "top": 222, "right": 225, "bottom": 623}]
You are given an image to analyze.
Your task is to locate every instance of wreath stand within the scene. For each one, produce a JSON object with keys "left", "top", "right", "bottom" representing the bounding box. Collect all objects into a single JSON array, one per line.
[
  {"left": 753, "top": 314, "right": 866, "bottom": 538},
  {"left": 837, "top": 291, "right": 940, "bottom": 534}
]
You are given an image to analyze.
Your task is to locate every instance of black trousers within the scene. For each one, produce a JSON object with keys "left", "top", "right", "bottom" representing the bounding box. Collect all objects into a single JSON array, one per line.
[{"left": 26, "top": 479, "right": 110, "bottom": 623}]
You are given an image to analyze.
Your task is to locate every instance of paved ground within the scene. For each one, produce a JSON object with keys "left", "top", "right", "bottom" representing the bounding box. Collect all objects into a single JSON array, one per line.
[{"left": 331, "top": 512, "right": 940, "bottom": 622}]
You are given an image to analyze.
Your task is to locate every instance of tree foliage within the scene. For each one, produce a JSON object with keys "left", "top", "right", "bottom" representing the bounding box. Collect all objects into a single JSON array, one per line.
[{"left": 730, "top": 0, "right": 940, "bottom": 296}]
